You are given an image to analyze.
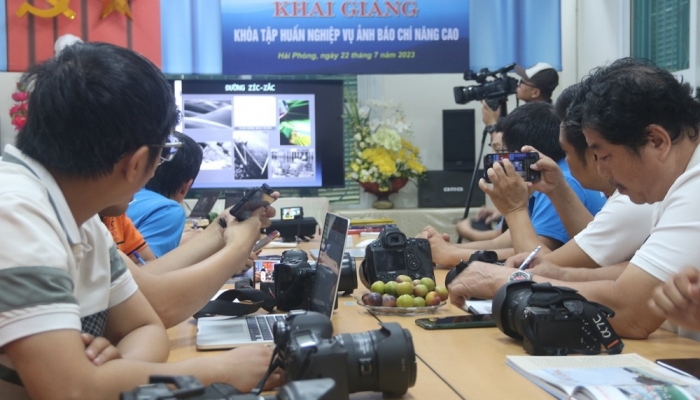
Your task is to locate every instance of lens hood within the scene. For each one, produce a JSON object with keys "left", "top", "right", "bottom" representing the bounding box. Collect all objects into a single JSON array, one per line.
[{"left": 492, "top": 280, "right": 534, "bottom": 340}]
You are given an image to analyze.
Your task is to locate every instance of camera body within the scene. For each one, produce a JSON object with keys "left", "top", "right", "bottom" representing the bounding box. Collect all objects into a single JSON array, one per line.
[
  {"left": 444, "top": 250, "right": 498, "bottom": 287},
  {"left": 492, "top": 281, "right": 624, "bottom": 356},
  {"left": 274, "top": 250, "right": 357, "bottom": 311},
  {"left": 274, "top": 311, "right": 416, "bottom": 399},
  {"left": 360, "top": 227, "right": 434, "bottom": 287},
  {"left": 453, "top": 63, "right": 518, "bottom": 109},
  {"left": 274, "top": 250, "right": 316, "bottom": 312}
]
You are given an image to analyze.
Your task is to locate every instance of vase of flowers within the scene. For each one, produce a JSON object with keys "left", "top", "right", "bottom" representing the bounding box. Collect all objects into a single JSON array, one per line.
[{"left": 345, "top": 98, "right": 426, "bottom": 209}]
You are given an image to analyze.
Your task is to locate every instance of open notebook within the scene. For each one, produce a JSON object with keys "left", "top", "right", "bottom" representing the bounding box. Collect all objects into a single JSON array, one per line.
[{"left": 196, "top": 213, "right": 350, "bottom": 349}]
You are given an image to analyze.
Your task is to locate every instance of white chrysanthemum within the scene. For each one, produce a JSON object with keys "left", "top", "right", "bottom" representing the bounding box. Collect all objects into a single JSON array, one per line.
[
  {"left": 358, "top": 106, "right": 370, "bottom": 119},
  {"left": 371, "top": 127, "right": 402, "bottom": 151}
]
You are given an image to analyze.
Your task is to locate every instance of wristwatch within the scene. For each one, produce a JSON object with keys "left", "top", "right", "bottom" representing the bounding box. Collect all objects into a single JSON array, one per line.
[
  {"left": 508, "top": 270, "right": 533, "bottom": 282},
  {"left": 485, "top": 124, "right": 497, "bottom": 134}
]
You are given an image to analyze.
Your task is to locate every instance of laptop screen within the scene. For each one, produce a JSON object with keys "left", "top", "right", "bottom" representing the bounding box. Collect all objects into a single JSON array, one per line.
[{"left": 310, "top": 213, "right": 349, "bottom": 318}]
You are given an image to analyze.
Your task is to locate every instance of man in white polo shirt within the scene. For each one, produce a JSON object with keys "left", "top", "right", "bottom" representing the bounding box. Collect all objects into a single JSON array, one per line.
[
  {"left": 448, "top": 58, "right": 700, "bottom": 340},
  {"left": 0, "top": 42, "right": 281, "bottom": 400}
]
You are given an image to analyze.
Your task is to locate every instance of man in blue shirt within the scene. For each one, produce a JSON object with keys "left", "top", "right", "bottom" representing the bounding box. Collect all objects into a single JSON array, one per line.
[
  {"left": 421, "top": 101, "right": 606, "bottom": 266},
  {"left": 127, "top": 131, "right": 203, "bottom": 257}
]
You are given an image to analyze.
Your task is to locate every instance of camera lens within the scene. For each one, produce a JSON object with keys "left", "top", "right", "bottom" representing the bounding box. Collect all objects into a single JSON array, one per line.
[
  {"left": 492, "top": 281, "right": 534, "bottom": 340},
  {"left": 336, "top": 322, "right": 417, "bottom": 397}
]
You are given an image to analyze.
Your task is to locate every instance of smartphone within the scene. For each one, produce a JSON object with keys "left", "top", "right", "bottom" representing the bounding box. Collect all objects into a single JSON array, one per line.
[
  {"left": 280, "top": 206, "right": 304, "bottom": 220},
  {"left": 482, "top": 152, "right": 540, "bottom": 183},
  {"left": 655, "top": 358, "right": 700, "bottom": 380},
  {"left": 228, "top": 184, "right": 276, "bottom": 221},
  {"left": 253, "top": 230, "right": 281, "bottom": 253},
  {"left": 415, "top": 314, "right": 496, "bottom": 330}
]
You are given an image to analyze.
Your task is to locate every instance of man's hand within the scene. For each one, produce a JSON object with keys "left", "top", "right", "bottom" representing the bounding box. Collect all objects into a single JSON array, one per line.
[
  {"left": 650, "top": 267, "right": 700, "bottom": 331},
  {"left": 522, "top": 146, "right": 565, "bottom": 195},
  {"left": 180, "top": 227, "right": 204, "bottom": 245},
  {"left": 447, "top": 261, "right": 512, "bottom": 308},
  {"left": 476, "top": 206, "right": 502, "bottom": 224},
  {"left": 220, "top": 346, "right": 285, "bottom": 392},
  {"left": 419, "top": 226, "right": 456, "bottom": 267},
  {"left": 479, "top": 159, "right": 529, "bottom": 217},
  {"left": 81, "top": 333, "right": 121, "bottom": 366},
  {"left": 481, "top": 100, "right": 500, "bottom": 126}
]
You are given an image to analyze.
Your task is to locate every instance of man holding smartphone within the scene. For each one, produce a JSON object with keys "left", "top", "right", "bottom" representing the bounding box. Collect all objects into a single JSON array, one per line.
[
  {"left": 420, "top": 102, "right": 606, "bottom": 265},
  {"left": 450, "top": 58, "right": 700, "bottom": 341}
]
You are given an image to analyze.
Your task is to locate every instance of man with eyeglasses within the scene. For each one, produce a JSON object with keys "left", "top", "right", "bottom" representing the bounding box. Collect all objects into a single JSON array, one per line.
[
  {"left": 127, "top": 131, "right": 202, "bottom": 257},
  {"left": 0, "top": 43, "right": 283, "bottom": 400}
]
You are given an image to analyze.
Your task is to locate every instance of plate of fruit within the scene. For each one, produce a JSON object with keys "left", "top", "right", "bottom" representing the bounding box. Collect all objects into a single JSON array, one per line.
[{"left": 358, "top": 275, "right": 449, "bottom": 316}]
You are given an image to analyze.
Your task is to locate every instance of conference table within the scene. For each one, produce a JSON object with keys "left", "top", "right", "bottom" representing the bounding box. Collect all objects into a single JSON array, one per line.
[{"left": 166, "top": 237, "right": 700, "bottom": 400}]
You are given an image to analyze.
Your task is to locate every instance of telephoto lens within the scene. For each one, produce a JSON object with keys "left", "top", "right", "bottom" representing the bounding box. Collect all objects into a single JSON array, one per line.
[
  {"left": 336, "top": 322, "right": 417, "bottom": 396},
  {"left": 274, "top": 311, "right": 417, "bottom": 399}
]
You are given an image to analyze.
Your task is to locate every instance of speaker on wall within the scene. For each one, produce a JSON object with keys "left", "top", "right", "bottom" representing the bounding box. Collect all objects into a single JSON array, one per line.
[
  {"left": 443, "top": 109, "right": 476, "bottom": 171},
  {"left": 418, "top": 170, "right": 485, "bottom": 208}
]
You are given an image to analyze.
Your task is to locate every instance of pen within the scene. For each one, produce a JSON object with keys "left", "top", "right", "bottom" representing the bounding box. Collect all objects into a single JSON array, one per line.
[
  {"left": 518, "top": 245, "right": 541, "bottom": 270},
  {"left": 132, "top": 251, "right": 146, "bottom": 266}
]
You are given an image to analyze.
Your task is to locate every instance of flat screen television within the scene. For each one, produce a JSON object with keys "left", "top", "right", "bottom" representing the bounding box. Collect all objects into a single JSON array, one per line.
[{"left": 171, "top": 79, "right": 345, "bottom": 190}]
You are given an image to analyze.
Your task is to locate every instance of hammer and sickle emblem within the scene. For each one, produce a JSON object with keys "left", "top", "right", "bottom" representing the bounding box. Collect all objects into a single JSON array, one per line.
[{"left": 17, "top": 0, "right": 76, "bottom": 19}]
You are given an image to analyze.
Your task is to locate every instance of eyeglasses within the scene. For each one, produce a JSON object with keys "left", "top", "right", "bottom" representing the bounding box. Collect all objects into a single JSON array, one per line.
[
  {"left": 150, "top": 134, "right": 182, "bottom": 164},
  {"left": 518, "top": 79, "right": 537, "bottom": 89}
]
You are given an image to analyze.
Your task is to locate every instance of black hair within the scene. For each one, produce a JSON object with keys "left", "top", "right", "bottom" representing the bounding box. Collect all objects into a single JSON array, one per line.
[
  {"left": 144, "top": 132, "right": 203, "bottom": 199},
  {"left": 555, "top": 83, "right": 589, "bottom": 165},
  {"left": 580, "top": 57, "right": 700, "bottom": 152},
  {"left": 15, "top": 42, "right": 179, "bottom": 178},
  {"left": 500, "top": 102, "right": 565, "bottom": 161}
]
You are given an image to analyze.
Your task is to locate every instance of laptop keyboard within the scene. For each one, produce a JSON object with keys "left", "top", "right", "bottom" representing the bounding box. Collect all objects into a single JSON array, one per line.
[{"left": 246, "top": 315, "right": 285, "bottom": 341}]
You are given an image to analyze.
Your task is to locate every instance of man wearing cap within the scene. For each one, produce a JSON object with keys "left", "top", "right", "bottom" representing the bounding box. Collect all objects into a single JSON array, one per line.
[{"left": 482, "top": 62, "right": 560, "bottom": 127}]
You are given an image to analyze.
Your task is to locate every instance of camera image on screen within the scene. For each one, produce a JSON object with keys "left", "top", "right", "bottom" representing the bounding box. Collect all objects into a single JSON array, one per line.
[
  {"left": 483, "top": 152, "right": 540, "bottom": 183},
  {"left": 281, "top": 206, "right": 304, "bottom": 220}
]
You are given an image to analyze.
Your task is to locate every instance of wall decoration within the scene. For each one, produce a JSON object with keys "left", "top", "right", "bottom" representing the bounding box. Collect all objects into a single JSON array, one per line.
[
  {"left": 100, "top": 0, "right": 132, "bottom": 20},
  {"left": 16, "top": 0, "right": 75, "bottom": 19},
  {"left": 5, "top": 0, "right": 160, "bottom": 71}
]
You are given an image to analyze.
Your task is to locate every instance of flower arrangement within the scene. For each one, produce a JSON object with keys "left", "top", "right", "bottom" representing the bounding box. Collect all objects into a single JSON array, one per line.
[
  {"left": 345, "top": 98, "right": 426, "bottom": 192},
  {"left": 9, "top": 82, "right": 29, "bottom": 131}
]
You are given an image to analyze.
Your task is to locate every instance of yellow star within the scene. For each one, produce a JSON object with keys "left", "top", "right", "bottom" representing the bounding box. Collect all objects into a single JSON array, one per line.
[{"left": 100, "top": 0, "right": 132, "bottom": 20}]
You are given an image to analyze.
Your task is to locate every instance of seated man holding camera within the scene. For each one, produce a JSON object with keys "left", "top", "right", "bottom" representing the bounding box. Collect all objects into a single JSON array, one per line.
[
  {"left": 449, "top": 58, "right": 700, "bottom": 340},
  {"left": 0, "top": 43, "right": 282, "bottom": 399},
  {"left": 488, "top": 84, "right": 653, "bottom": 270},
  {"left": 421, "top": 101, "right": 606, "bottom": 265}
]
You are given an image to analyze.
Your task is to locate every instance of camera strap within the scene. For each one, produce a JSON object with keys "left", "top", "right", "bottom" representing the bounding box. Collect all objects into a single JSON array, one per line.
[
  {"left": 528, "top": 283, "right": 624, "bottom": 355},
  {"left": 193, "top": 288, "right": 277, "bottom": 319}
]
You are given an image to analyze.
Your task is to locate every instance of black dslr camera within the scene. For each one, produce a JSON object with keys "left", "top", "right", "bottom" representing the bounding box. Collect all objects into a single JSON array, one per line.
[
  {"left": 453, "top": 63, "right": 518, "bottom": 111},
  {"left": 492, "top": 281, "right": 624, "bottom": 356},
  {"left": 121, "top": 375, "right": 337, "bottom": 400},
  {"left": 274, "top": 250, "right": 357, "bottom": 311},
  {"left": 444, "top": 250, "right": 498, "bottom": 287},
  {"left": 273, "top": 310, "right": 417, "bottom": 399},
  {"left": 359, "top": 227, "right": 434, "bottom": 288}
]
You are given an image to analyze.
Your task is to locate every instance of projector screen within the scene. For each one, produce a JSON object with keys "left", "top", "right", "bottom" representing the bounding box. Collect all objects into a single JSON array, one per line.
[{"left": 172, "top": 79, "right": 346, "bottom": 190}]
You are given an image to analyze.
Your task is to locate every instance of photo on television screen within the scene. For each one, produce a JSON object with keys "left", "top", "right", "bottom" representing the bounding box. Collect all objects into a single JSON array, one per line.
[
  {"left": 200, "top": 141, "right": 233, "bottom": 170},
  {"left": 184, "top": 99, "right": 232, "bottom": 130},
  {"left": 171, "top": 79, "right": 345, "bottom": 190},
  {"left": 233, "top": 131, "right": 269, "bottom": 180},
  {"left": 270, "top": 148, "right": 315, "bottom": 179},
  {"left": 278, "top": 99, "right": 311, "bottom": 147}
]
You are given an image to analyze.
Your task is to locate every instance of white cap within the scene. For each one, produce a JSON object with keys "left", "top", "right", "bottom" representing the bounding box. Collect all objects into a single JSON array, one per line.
[{"left": 54, "top": 34, "right": 83, "bottom": 57}]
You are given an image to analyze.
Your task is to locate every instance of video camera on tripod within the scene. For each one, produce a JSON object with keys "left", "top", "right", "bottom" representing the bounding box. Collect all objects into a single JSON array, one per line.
[{"left": 453, "top": 63, "right": 518, "bottom": 112}]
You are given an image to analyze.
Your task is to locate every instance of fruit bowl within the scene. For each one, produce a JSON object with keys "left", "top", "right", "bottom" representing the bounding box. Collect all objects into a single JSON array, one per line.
[{"left": 356, "top": 300, "right": 446, "bottom": 316}]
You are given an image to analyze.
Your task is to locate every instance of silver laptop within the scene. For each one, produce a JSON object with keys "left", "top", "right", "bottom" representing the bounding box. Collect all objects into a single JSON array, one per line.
[{"left": 196, "top": 213, "right": 350, "bottom": 349}]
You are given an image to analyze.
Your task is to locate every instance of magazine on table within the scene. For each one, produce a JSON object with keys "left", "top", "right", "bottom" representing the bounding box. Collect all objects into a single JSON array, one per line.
[{"left": 506, "top": 353, "right": 700, "bottom": 400}]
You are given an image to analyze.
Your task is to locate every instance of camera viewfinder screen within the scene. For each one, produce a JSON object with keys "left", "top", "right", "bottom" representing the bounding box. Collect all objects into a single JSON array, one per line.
[
  {"left": 485, "top": 153, "right": 534, "bottom": 180},
  {"left": 373, "top": 249, "right": 407, "bottom": 272}
]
